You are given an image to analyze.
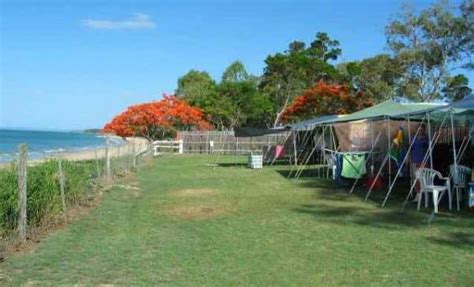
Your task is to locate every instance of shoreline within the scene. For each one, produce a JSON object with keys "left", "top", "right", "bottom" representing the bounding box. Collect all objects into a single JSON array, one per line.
[{"left": 0, "top": 137, "right": 150, "bottom": 168}]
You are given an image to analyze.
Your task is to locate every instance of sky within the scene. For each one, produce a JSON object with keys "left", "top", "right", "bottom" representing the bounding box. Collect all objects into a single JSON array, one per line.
[{"left": 1, "top": 0, "right": 472, "bottom": 131}]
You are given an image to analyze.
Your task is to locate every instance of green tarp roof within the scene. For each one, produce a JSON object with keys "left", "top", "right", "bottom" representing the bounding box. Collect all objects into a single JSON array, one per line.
[
  {"left": 288, "top": 100, "right": 449, "bottom": 129},
  {"left": 329, "top": 100, "right": 446, "bottom": 123}
]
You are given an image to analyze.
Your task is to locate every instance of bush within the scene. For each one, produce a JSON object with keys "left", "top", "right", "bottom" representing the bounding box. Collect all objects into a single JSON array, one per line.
[{"left": 0, "top": 159, "right": 100, "bottom": 237}]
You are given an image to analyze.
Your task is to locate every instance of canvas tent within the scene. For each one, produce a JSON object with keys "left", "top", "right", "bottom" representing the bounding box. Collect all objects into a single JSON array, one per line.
[{"left": 289, "top": 99, "right": 473, "bottom": 218}]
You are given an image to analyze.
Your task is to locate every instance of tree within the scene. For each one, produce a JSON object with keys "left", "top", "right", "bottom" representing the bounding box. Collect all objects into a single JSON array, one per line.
[
  {"left": 218, "top": 61, "right": 273, "bottom": 128},
  {"left": 281, "top": 81, "right": 373, "bottom": 123},
  {"left": 176, "top": 70, "right": 217, "bottom": 107},
  {"left": 260, "top": 32, "right": 342, "bottom": 126},
  {"left": 338, "top": 54, "right": 401, "bottom": 102},
  {"left": 385, "top": 1, "right": 473, "bottom": 101},
  {"left": 222, "top": 60, "right": 250, "bottom": 83},
  {"left": 442, "top": 74, "right": 472, "bottom": 101},
  {"left": 103, "top": 95, "right": 212, "bottom": 140},
  {"left": 176, "top": 70, "right": 235, "bottom": 129},
  {"left": 461, "top": 0, "right": 474, "bottom": 69}
]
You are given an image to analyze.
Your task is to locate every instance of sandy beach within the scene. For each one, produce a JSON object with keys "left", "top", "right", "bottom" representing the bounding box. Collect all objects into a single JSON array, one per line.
[
  {"left": 0, "top": 137, "right": 150, "bottom": 168},
  {"left": 58, "top": 137, "right": 150, "bottom": 162}
]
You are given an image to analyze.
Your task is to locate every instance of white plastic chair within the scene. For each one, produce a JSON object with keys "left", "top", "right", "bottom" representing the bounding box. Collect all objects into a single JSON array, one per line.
[
  {"left": 449, "top": 165, "right": 472, "bottom": 211},
  {"left": 415, "top": 168, "right": 451, "bottom": 213}
]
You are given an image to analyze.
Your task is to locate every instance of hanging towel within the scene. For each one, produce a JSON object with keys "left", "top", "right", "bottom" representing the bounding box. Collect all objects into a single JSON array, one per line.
[
  {"left": 341, "top": 153, "right": 367, "bottom": 179},
  {"left": 389, "top": 127, "right": 407, "bottom": 170}
]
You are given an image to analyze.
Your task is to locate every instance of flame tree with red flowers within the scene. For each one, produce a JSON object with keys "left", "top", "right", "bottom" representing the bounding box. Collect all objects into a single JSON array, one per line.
[
  {"left": 103, "top": 95, "right": 212, "bottom": 140},
  {"left": 281, "top": 81, "right": 373, "bottom": 123}
]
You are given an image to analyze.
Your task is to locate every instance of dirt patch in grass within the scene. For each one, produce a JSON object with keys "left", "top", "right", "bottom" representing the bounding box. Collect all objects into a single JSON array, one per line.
[
  {"left": 171, "top": 188, "right": 215, "bottom": 197},
  {"left": 115, "top": 183, "right": 143, "bottom": 200},
  {"left": 164, "top": 205, "right": 229, "bottom": 220}
]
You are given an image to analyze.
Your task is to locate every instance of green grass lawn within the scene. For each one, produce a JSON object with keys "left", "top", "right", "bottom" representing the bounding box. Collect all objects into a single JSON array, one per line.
[{"left": 2, "top": 155, "right": 474, "bottom": 286}]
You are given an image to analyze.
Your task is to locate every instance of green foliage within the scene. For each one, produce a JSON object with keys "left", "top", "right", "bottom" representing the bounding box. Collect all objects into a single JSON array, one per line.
[
  {"left": 176, "top": 70, "right": 218, "bottom": 107},
  {"left": 0, "top": 159, "right": 98, "bottom": 237},
  {"left": 338, "top": 54, "right": 400, "bottom": 102},
  {"left": 385, "top": 1, "right": 472, "bottom": 101},
  {"left": 443, "top": 74, "right": 472, "bottom": 101},
  {"left": 221, "top": 60, "right": 250, "bottom": 83},
  {"left": 176, "top": 61, "right": 274, "bottom": 129},
  {"left": 260, "top": 32, "right": 342, "bottom": 126},
  {"left": 218, "top": 61, "right": 274, "bottom": 128}
]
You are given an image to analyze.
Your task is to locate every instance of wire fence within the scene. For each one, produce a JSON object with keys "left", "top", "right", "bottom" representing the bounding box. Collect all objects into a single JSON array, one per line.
[{"left": 0, "top": 140, "right": 151, "bottom": 253}]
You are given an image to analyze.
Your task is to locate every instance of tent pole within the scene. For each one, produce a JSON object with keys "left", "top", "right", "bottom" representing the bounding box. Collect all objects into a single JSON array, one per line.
[
  {"left": 270, "top": 130, "right": 292, "bottom": 166},
  {"left": 371, "top": 119, "right": 375, "bottom": 177},
  {"left": 382, "top": 115, "right": 426, "bottom": 207},
  {"left": 450, "top": 109, "right": 458, "bottom": 211},
  {"left": 365, "top": 154, "right": 389, "bottom": 201},
  {"left": 427, "top": 113, "right": 434, "bottom": 169},
  {"left": 293, "top": 125, "right": 327, "bottom": 181},
  {"left": 293, "top": 130, "right": 298, "bottom": 166},
  {"left": 349, "top": 130, "right": 382, "bottom": 194},
  {"left": 364, "top": 117, "right": 390, "bottom": 201},
  {"left": 293, "top": 126, "right": 325, "bottom": 180},
  {"left": 287, "top": 128, "right": 312, "bottom": 178},
  {"left": 401, "top": 112, "right": 449, "bottom": 212},
  {"left": 407, "top": 114, "right": 413, "bottom": 190},
  {"left": 387, "top": 118, "right": 392, "bottom": 190}
]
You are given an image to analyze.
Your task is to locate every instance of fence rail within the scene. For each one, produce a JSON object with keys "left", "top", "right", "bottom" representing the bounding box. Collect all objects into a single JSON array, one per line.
[{"left": 177, "top": 131, "right": 291, "bottom": 154}]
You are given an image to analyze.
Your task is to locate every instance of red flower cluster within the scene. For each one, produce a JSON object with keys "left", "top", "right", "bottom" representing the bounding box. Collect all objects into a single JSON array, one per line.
[
  {"left": 103, "top": 95, "right": 212, "bottom": 139},
  {"left": 282, "top": 81, "right": 373, "bottom": 123}
]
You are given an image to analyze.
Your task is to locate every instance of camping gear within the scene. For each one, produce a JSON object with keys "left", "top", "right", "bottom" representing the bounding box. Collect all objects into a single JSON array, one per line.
[
  {"left": 416, "top": 168, "right": 451, "bottom": 213},
  {"left": 341, "top": 153, "right": 367, "bottom": 179},
  {"left": 365, "top": 176, "right": 383, "bottom": 191},
  {"left": 275, "top": 145, "right": 285, "bottom": 158},
  {"left": 449, "top": 165, "right": 472, "bottom": 211},
  {"left": 248, "top": 153, "right": 263, "bottom": 169},
  {"left": 389, "top": 127, "right": 407, "bottom": 174}
]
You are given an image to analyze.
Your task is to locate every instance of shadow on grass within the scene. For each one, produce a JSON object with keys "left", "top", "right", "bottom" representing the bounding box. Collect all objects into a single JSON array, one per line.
[
  {"left": 293, "top": 203, "right": 444, "bottom": 229},
  {"left": 275, "top": 167, "right": 330, "bottom": 179},
  {"left": 426, "top": 232, "right": 474, "bottom": 250},
  {"left": 217, "top": 163, "right": 247, "bottom": 167}
]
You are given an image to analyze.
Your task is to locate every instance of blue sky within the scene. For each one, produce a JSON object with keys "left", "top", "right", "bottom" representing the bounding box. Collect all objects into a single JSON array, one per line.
[{"left": 1, "top": 0, "right": 472, "bottom": 130}]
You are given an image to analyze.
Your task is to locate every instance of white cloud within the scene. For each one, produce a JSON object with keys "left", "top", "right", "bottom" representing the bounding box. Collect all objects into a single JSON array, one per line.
[{"left": 82, "top": 13, "right": 156, "bottom": 30}]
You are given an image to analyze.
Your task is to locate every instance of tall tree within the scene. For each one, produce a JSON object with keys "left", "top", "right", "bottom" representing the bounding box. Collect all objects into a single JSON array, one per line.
[
  {"left": 281, "top": 81, "right": 373, "bottom": 123},
  {"left": 103, "top": 95, "right": 212, "bottom": 140},
  {"left": 176, "top": 70, "right": 235, "bottom": 129},
  {"left": 385, "top": 0, "right": 473, "bottom": 101},
  {"left": 260, "top": 32, "right": 342, "bottom": 127},
  {"left": 338, "top": 54, "right": 401, "bottom": 102},
  {"left": 222, "top": 60, "right": 250, "bottom": 83},
  {"left": 219, "top": 61, "right": 273, "bottom": 128},
  {"left": 176, "top": 70, "right": 217, "bottom": 107},
  {"left": 461, "top": 0, "right": 474, "bottom": 69}
]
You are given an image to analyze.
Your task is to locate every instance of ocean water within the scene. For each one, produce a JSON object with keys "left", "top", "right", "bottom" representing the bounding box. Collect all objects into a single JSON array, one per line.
[{"left": 0, "top": 129, "right": 123, "bottom": 163}]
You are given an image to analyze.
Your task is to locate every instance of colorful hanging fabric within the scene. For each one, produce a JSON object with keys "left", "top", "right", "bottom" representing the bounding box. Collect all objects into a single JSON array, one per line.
[
  {"left": 389, "top": 127, "right": 407, "bottom": 172},
  {"left": 341, "top": 153, "right": 367, "bottom": 179}
]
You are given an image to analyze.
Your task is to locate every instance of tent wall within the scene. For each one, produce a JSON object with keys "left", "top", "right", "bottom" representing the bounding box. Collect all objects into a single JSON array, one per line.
[{"left": 333, "top": 120, "right": 418, "bottom": 154}]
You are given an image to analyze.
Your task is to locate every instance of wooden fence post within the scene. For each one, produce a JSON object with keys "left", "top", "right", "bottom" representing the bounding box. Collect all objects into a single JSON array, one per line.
[
  {"left": 95, "top": 148, "right": 101, "bottom": 177},
  {"left": 132, "top": 143, "right": 137, "bottom": 168},
  {"left": 105, "top": 139, "right": 111, "bottom": 182},
  {"left": 17, "top": 144, "right": 28, "bottom": 243},
  {"left": 58, "top": 150, "right": 66, "bottom": 218}
]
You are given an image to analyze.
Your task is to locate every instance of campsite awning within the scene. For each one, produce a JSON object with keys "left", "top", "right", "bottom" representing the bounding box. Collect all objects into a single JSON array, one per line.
[
  {"left": 451, "top": 95, "right": 474, "bottom": 111},
  {"left": 287, "top": 100, "right": 449, "bottom": 129},
  {"left": 287, "top": 115, "right": 344, "bottom": 131},
  {"left": 329, "top": 100, "right": 447, "bottom": 123}
]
